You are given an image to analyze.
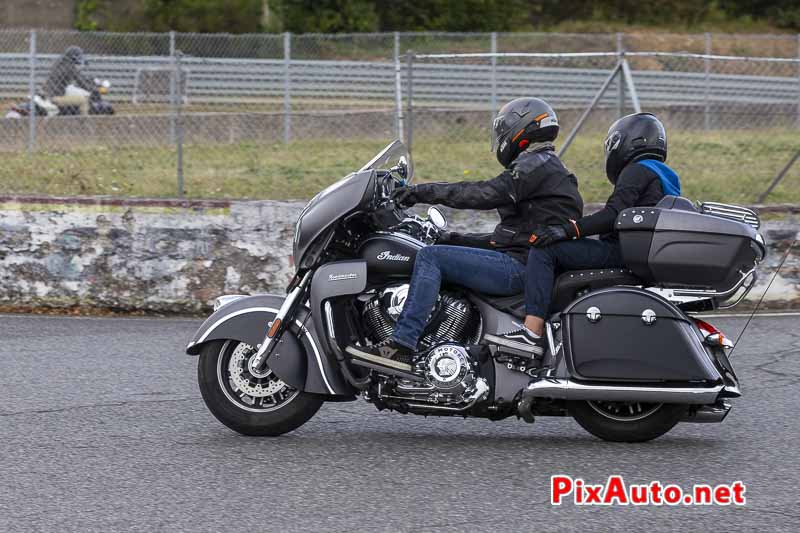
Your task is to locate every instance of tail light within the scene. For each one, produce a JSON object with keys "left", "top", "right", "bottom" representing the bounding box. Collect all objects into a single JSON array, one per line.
[{"left": 693, "top": 318, "right": 734, "bottom": 349}]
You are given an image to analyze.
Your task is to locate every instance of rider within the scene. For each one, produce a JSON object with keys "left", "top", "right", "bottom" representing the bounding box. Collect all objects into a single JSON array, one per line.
[
  {"left": 41, "top": 46, "right": 94, "bottom": 115},
  {"left": 518, "top": 112, "right": 681, "bottom": 351},
  {"left": 345, "top": 97, "right": 584, "bottom": 367}
]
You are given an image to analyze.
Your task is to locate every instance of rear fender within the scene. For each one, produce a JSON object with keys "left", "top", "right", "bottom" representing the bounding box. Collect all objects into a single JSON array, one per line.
[{"left": 186, "top": 294, "right": 353, "bottom": 396}]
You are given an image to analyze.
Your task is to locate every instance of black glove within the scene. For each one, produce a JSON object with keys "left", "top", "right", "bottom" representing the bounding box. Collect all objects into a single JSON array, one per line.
[
  {"left": 530, "top": 221, "right": 579, "bottom": 248},
  {"left": 391, "top": 186, "right": 420, "bottom": 207}
]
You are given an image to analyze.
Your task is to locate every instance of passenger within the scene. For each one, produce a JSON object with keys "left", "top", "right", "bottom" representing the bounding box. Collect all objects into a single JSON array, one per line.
[
  {"left": 346, "top": 97, "right": 584, "bottom": 365},
  {"left": 519, "top": 112, "right": 682, "bottom": 353}
]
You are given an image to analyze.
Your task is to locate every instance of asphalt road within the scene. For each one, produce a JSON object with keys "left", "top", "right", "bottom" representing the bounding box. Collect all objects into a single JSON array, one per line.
[{"left": 1, "top": 313, "right": 798, "bottom": 532}]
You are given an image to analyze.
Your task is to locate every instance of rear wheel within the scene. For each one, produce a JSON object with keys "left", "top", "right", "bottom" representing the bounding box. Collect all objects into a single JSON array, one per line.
[
  {"left": 569, "top": 400, "right": 686, "bottom": 442},
  {"left": 197, "top": 340, "right": 323, "bottom": 436}
]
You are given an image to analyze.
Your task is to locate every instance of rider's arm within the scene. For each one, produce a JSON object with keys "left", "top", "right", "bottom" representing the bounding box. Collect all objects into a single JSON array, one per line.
[
  {"left": 74, "top": 68, "right": 97, "bottom": 92},
  {"left": 412, "top": 171, "right": 517, "bottom": 210},
  {"left": 68, "top": 63, "right": 95, "bottom": 92},
  {"left": 575, "top": 164, "right": 659, "bottom": 237}
]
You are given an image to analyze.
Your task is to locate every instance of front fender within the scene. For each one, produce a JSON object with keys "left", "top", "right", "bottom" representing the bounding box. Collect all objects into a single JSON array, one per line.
[{"left": 186, "top": 294, "right": 353, "bottom": 396}]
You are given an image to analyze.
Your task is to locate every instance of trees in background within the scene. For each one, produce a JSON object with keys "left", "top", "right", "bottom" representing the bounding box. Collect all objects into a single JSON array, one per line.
[
  {"left": 75, "top": 0, "right": 800, "bottom": 33},
  {"left": 259, "top": 0, "right": 800, "bottom": 33},
  {"left": 142, "top": 0, "right": 264, "bottom": 33},
  {"left": 719, "top": 0, "right": 800, "bottom": 31},
  {"left": 76, "top": 0, "right": 264, "bottom": 33}
]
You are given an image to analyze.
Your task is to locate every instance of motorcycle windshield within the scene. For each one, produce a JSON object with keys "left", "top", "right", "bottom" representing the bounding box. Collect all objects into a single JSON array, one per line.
[
  {"left": 294, "top": 140, "right": 414, "bottom": 269},
  {"left": 359, "top": 140, "right": 414, "bottom": 184}
]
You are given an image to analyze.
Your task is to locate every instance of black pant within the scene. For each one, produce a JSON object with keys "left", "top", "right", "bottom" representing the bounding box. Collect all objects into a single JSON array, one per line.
[{"left": 525, "top": 239, "right": 624, "bottom": 317}]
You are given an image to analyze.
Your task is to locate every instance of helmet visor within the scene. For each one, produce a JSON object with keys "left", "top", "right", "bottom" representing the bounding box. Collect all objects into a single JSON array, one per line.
[{"left": 490, "top": 109, "right": 524, "bottom": 153}]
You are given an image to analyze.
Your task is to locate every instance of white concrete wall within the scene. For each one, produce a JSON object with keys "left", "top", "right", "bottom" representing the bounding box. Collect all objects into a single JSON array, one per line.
[{"left": 0, "top": 195, "right": 796, "bottom": 313}]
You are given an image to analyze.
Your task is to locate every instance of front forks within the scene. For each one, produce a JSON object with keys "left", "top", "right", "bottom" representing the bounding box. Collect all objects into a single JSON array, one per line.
[{"left": 248, "top": 271, "right": 313, "bottom": 377}]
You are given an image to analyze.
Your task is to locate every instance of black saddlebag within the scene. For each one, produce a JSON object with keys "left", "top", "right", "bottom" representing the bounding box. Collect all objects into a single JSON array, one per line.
[
  {"left": 617, "top": 203, "right": 763, "bottom": 292},
  {"left": 562, "top": 287, "right": 720, "bottom": 383}
]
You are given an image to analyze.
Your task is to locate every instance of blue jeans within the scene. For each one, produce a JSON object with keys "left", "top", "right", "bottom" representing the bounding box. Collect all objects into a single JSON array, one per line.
[
  {"left": 525, "top": 239, "right": 624, "bottom": 318},
  {"left": 391, "top": 245, "right": 526, "bottom": 350}
]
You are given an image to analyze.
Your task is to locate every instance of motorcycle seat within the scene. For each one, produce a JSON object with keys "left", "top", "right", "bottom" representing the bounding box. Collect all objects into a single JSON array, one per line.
[
  {"left": 549, "top": 268, "right": 642, "bottom": 313},
  {"left": 474, "top": 268, "right": 642, "bottom": 319}
]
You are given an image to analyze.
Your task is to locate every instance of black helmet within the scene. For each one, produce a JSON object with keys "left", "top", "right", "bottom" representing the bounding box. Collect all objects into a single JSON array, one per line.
[
  {"left": 604, "top": 112, "right": 667, "bottom": 184},
  {"left": 64, "top": 46, "right": 86, "bottom": 67},
  {"left": 492, "top": 97, "right": 559, "bottom": 168}
]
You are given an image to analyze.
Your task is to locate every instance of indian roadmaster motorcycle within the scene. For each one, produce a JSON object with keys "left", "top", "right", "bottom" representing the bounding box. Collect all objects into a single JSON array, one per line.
[{"left": 186, "top": 141, "right": 766, "bottom": 442}]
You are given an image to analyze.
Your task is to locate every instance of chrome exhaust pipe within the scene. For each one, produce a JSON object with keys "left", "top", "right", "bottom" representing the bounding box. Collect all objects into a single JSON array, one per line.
[
  {"left": 680, "top": 401, "right": 732, "bottom": 423},
  {"left": 524, "top": 378, "right": 723, "bottom": 404}
]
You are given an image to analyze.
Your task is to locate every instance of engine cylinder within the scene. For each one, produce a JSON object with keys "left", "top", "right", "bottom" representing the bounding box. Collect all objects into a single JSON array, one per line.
[{"left": 362, "top": 285, "right": 479, "bottom": 349}]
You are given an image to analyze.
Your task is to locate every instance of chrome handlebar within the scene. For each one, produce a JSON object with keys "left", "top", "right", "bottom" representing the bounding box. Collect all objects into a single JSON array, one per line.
[{"left": 394, "top": 213, "right": 442, "bottom": 244}]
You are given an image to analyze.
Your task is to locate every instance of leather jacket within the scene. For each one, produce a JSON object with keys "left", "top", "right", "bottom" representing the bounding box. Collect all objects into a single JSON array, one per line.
[
  {"left": 414, "top": 144, "right": 584, "bottom": 263},
  {"left": 42, "top": 55, "right": 95, "bottom": 98}
]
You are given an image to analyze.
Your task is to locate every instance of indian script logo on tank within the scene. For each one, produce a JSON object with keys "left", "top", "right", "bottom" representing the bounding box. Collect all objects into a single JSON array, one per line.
[{"left": 376, "top": 250, "right": 410, "bottom": 262}]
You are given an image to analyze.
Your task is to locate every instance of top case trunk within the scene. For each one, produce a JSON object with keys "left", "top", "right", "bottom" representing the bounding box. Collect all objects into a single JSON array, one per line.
[{"left": 616, "top": 204, "right": 762, "bottom": 291}]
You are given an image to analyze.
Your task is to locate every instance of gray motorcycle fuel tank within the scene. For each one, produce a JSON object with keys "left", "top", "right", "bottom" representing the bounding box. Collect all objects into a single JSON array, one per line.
[{"left": 358, "top": 233, "right": 423, "bottom": 280}]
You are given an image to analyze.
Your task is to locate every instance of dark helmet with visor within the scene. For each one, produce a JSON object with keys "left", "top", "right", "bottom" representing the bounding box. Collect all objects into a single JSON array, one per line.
[
  {"left": 492, "top": 97, "right": 559, "bottom": 168},
  {"left": 604, "top": 112, "right": 667, "bottom": 184}
]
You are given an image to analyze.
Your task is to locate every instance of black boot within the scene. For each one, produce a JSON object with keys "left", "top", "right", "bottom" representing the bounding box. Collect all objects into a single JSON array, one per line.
[{"left": 345, "top": 340, "right": 416, "bottom": 372}]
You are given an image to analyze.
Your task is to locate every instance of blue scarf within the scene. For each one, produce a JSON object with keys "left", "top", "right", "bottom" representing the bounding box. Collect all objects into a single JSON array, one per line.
[{"left": 636, "top": 159, "right": 681, "bottom": 197}]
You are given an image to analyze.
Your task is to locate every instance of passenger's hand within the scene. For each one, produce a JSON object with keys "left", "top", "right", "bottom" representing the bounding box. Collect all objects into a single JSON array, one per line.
[
  {"left": 391, "top": 186, "right": 419, "bottom": 207},
  {"left": 529, "top": 224, "right": 572, "bottom": 247}
]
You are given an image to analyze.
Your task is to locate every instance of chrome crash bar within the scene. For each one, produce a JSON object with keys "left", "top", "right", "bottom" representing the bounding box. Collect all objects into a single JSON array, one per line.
[{"left": 669, "top": 266, "right": 757, "bottom": 308}]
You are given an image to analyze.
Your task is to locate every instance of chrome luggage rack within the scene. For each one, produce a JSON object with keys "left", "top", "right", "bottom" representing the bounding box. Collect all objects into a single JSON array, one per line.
[
  {"left": 700, "top": 202, "right": 760, "bottom": 230},
  {"left": 655, "top": 266, "right": 758, "bottom": 310}
]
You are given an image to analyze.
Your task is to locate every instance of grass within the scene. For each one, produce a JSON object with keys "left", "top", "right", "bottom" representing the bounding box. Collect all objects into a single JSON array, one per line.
[{"left": 0, "top": 129, "right": 797, "bottom": 204}]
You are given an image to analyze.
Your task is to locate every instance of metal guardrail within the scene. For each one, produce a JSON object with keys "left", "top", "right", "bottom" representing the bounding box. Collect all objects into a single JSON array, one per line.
[
  {"left": 1, "top": 29, "right": 797, "bottom": 201},
  {"left": 1, "top": 54, "right": 797, "bottom": 108}
]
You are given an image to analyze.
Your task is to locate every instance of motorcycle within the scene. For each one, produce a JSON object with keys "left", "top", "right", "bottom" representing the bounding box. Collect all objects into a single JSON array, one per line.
[
  {"left": 5, "top": 78, "right": 114, "bottom": 119},
  {"left": 186, "top": 140, "right": 766, "bottom": 442}
]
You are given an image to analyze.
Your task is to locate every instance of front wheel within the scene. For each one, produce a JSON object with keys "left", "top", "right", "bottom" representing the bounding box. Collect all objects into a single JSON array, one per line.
[
  {"left": 197, "top": 339, "right": 323, "bottom": 436},
  {"left": 569, "top": 400, "right": 686, "bottom": 442}
]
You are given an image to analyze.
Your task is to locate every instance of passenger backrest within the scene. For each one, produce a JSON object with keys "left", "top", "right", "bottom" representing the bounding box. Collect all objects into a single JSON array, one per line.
[{"left": 655, "top": 195, "right": 697, "bottom": 212}]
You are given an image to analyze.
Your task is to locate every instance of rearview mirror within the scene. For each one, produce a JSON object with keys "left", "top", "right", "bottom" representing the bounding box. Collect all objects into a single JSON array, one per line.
[
  {"left": 393, "top": 156, "right": 409, "bottom": 181},
  {"left": 427, "top": 206, "right": 447, "bottom": 230}
]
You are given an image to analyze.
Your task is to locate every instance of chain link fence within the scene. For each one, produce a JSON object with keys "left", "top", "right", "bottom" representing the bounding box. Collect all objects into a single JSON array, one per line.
[
  {"left": 407, "top": 50, "right": 800, "bottom": 204},
  {"left": 0, "top": 29, "right": 798, "bottom": 203}
]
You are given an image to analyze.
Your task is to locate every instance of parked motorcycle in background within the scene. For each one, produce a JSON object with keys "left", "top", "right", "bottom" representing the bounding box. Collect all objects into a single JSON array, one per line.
[
  {"left": 186, "top": 140, "right": 766, "bottom": 442},
  {"left": 5, "top": 78, "right": 114, "bottom": 119}
]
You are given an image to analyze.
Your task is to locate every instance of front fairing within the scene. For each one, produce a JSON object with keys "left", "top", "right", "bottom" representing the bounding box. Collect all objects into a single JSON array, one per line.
[
  {"left": 293, "top": 140, "right": 413, "bottom": 270},
  {"left": 293, "top": 170, "right": 375, "bottom": 269}
]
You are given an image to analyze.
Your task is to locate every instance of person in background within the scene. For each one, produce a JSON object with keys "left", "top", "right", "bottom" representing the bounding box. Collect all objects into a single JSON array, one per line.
[{"left": 42, "top": 46, "right": 94, "bottom": 116}]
